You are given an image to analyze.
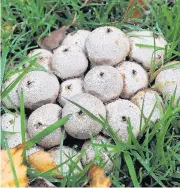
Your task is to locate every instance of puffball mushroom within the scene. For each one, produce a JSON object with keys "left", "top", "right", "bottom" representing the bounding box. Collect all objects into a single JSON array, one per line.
[
  {"left": 84, "top": 66, "right": 123, "bottom": 102},
  {"left": 52, "top": 45, "right": 88, "bottom": 79},
  {"left": 62, "top": 30, "right": 91, "bottom": 52},
  {"left": 58, "top": 78, "right": 84, "bottom": 107},
  {"left": 104, "top": 99, "right": 142, "bottom": 141},
  {"left": 27, "top": 103, "right": 62, "bottom": 149},
  {"left": 26, "top": 49, "right": 52, "bottom": 71},
  {"left": 62, "top": 93, "right": 106, "bottom": 139},
  {"left": 128, "top": 30, "right": 167, "bottom": 70},
  {"left": 131, "top": 89, "right": 164, "bottom": 123},
  {"left": 155, "top": 61, "right": 180, "bottom": 106},
  {"left": 49, "top": 146, "right": 83, "bottom": 175},
  {"left": 29, "top": 178, "right": 55, "bottom": 187},
  {"left": 85, "top": 26, "right": 130, "bottom": 66},
  {"left": 116, "top": 61, "right": 148, "bottom": 99},
  {"left": 81, "top": 135, "right": 114, "bottom": 173},
  {"left": 18, "top": 71, "right": 60, "bottom": 110}
]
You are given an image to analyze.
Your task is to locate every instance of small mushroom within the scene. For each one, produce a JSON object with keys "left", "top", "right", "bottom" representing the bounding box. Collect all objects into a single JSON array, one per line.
[
  {"left": 84, "top": 66, "right": 123, "bottom": 102},
  {"left": 128, "top": 30, "right": 167, "bottom": 70},
  {"left": 52, "top": 45, "right": 88, "bottom": 79},
  {"left": 116, "top": 61, "right": 148, "bottom": 99},
  {"left": 27, "top": 103, "right": 62, "bottom": 149},
  {"left": 49, "top": 146, "right": 83, "bottom": 175},
  {"left": 29, "top": 177, "right": 56, "bottom": 187},
  {"left": 85, "top": 26, "right": 130, "bottom": 65},
  {"left": 26, "top": 49, "right": 53, "bottom": 71},
  {"left": 155, "top": 61, "right": 180, "bottom": 106},
  {"left": 62, "top": 93, "right": 106, "bottom": 139},
  {"left": 131, "top": 89, "right": 164, "bottom": 123},
  {"left": 62, "top": 30, "right": 91, "bottom": 52},
  {"left": 58, "top": 78, "right": 84, "bottom": 107},
  {"left": 104, "top": 99, "right": 143, "bottom": 141},
  {"left": 18, "top": 71, "right": 60, "bottom": 110},
  {"left": 81, "top": 135, "right": 114, "bottom": 173}
]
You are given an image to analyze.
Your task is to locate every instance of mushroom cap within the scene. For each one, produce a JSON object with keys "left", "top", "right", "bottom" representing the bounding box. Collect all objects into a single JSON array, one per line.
[
  {"left": 26, "top": 145, "right": 42, "bottom": 157},
  {"left": 26, "top": 49, "right": 52, "bottom": 71},
  {"left": 62, "top": 30, "right": 91, "bottom": 52},
  {"left": 62, "top": 93, "right": 106, "bottom": 139},
  {"left": 49, "top": 146, "right": 83, "bottom": 175},
  {"left": 84, "top": 66, "right": 123, "bottom": 102},
  {"left": 155, "top": 61, "right": 180, "bottom": 106},
  {"left": 27, "top": 103, "right": 62, "bottom": 149},
  {"left": 81, "top": 135, "right": 114, "bottom": 173},
  {"left": 131, "top": 89, "right": 164, "bottom": 123},
  {"left": 18, "top": 71, "right": 60, "bottom": 110},
  {"left": 29, "top": 178, "right": 55, "bottom": 187},
  {"left": 2, "top": 73, "right": 20, "bottom": 109},
  {"left": 52, "top": 45, "right": 88, "bottom": 79},
  {"left": 128, "top": 30, "right": 167, "bottom": 70},
  {"left": 116, "top": 61, "right": 148, "bottom": 99},
  {"left": 85, "top": 26, "right": 130, "bottom": 65},
  {"left": 104, "top": 99, "right": 143, "bottom": 141},
  {"left": 58, "top": 78, "right": 84, "bottom": 107}
]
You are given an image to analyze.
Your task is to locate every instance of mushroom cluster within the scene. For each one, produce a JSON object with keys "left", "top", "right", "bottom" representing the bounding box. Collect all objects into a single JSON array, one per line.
[{"left": 2, "top": 26, "right": 179, "bottom": 175}]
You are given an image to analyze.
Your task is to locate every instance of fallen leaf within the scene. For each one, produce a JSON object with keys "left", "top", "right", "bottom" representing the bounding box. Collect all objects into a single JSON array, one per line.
[
  {"left": 1, "top": 145, "right": 28, "bottom": 187},
  {"left": 88, "top": 164, "right": 111, "bottom": 188}
]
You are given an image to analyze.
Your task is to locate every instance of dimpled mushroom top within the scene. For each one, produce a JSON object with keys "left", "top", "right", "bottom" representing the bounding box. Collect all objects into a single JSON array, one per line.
[
  {"left": 128, "top": 30, "right": 167, "bottom": 70},
  {"left": 27, "top": 103, "right": 62, "bottom": 149},
  {"left": 62, "top": 93, "right": 106, "bottom": 139},
  {"left": 131, "top": 89, "right": 164, "bottom": 123},
  {"left": 104, "top": 99, "right": 142, "bottom": 141},
  {"left": 58, "top": 78, "right": 84, "bottom": 107},
  {"left": 26, "top": 49, "right": 53, "bottom": 71},
  {"left": 85, "top": 26, "right": 130, "bottom": 66},
  {"left": 18, "top": 71, "right": 60, "bottom": 110},
  {"left": 116, "top": 61, "right": 148, "bottom": 99},
  {"left": 84, "top": 66, "right": 123, "bottom": 102},
  {"left": 62, "top": 30, "right": 91, "bottom": 52},
  {"left": 155, "top": 61, "right": 180, "bottom": 106},
  {"left": 52, "top": 45, "right": 88, "bottom": 79}
]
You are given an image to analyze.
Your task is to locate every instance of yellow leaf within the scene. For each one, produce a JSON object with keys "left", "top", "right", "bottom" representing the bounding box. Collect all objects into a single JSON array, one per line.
[
  {"left": 88, "top": 164, "right": 111, "bottom": 188},
  {"left": 0, "top": 145, "right": 28, "bottom": 187}
]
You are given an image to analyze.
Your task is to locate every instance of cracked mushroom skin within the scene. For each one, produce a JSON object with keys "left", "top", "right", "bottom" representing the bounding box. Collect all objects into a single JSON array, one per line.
[
  {"left": 58, "top": 78, "right": 84, "bottom": 107},
  {"left": 116, "top": 61, "right": 148, "bottom": 99},
  {"left": 52, "top": 45, "right": 88, "bottom": 79},
  {"left": 18, "top": 71, "right": 60, "bottom": 110},
  {"left": 62, "top": 30, "right": 91, "bottom": 52},
  {"left": 26, "top": 49, "right": 52, "bottom": 71},
  {"left": 81, "top": 135, "right": 114, "bottom": 173},
  {"left": 85, "top": 26, "right": 130, "bottom": 66},
  {"left": 155, "top": 61, "right": 180, "bottom": 106},
  {"left": 128, "top": 30, "right": 167, "bottom": 70},
  {"left": 104, "top": 99, "right": 143, "bottom": 141},
  {"left": 62, "top": 93, "right": 106, "bottom": 139},
  {"left": 27, "top": 103, "right": 62, "bottom": 149},
  {"left": 131, "top": 89, "right": 164, "bottom": 123},
  {"left": 84, "top": 66, "right": 123, "bottom": 102}
]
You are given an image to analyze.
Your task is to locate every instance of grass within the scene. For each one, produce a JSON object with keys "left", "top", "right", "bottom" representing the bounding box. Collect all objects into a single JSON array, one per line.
[{"left": 1, "top": 0, "right": 180, "bottom": 187}]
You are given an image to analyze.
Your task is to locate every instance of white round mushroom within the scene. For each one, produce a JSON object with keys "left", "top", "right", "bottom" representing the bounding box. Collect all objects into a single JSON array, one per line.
[
  {"left": 82, "top": 135, "right": 114, "bottom": 173},
  {"left": 58, "top": 78, "right": 84, "bottom": 107},
  {"left": 85, "top": 26, "right": 130, "bottom": 66},
  {"left": 27, "top": 103, "right": 62, "bottom": 149},
  {"left": 155, "top": 61, "right": 180, "bottom": 106},
  {"left": 62, "top": 93, "right": 106, "bottom": 139},
  {"left": 84, "top": 66, "right": 123, "bottom": 102},
  {"left": 131, "top": 89, "right": 164, "bottom": 123},
  {"left": 18, "top": 71, "right": 60, "bottom": 110},
  {"left": 116, "top": 61, "right": 148, "bottom": 99},
  {"left": 128, "top": 30, "right": 167, "bottom": 70},
  {"left": 52, "top": 45, "right": 88, "bottom": 79},
  {"left": 49, "top": 146, "right": 83, "bottom": 175},
  {"left": 104, "top": 99, "right": 143, "bottom": 141},
  {"left": 26, "top": 49, "right": 52, "bottom": 71},
  {"left": 62, "top": 30, "right": 91, "bottom": 52}
]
